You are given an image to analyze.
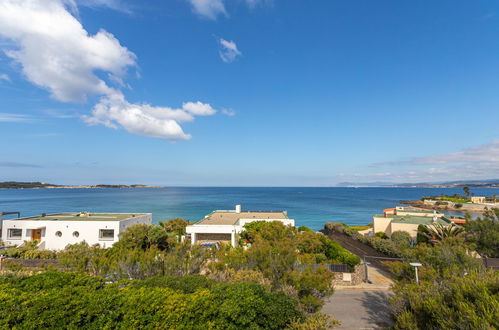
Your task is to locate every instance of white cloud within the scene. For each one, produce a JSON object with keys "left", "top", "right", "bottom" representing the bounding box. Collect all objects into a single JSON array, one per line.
[
  {"left": 244, "top": 0, "right": 272, "bottom": 8},
  {"left": 187, "top": 0, "right": 227, "bottom": 20},
  {"left": 221, "top": 108, "right": 236, "bottom": 116},
  {"left": 0, "top": 0, "right": 135, "bottom": 102},
  {"left": 0, "top": 73, "right": 10, "bottom": 82},
  {"left": 218, "top": 38, "right": 242, "bottom": 63},
  {"left": 0, "top": 113, "right": 33, "bottom": 122},
  {"left": 76, "top": 0, "right": 130, "bottom": 12},
  {"left": 83, "top": 92, "right": 218, "bottom": 140},
  {"left": 361, "top": 140, "right": 499, "bottom": 182},
  {"left": 0, "top": 0, "right": 217, "bottom": 140}
]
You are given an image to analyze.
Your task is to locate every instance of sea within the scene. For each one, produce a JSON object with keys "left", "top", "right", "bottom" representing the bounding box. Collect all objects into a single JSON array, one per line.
[{"left": 1, "top": 187, "right": 499, "bottom": 231}]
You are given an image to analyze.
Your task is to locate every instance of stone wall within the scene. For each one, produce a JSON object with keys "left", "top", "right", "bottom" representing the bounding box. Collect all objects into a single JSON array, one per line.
[{"left": 332, "top": 263, "right": 366, "bottom": 286}]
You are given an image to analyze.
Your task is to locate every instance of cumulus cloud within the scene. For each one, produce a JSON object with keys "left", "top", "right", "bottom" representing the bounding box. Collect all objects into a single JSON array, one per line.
[
  {"left": 0, "top": 73, "right": 10, "bottom": 82},
  {"left": 218, "top": 38, "right": 242, "bottom": 63},
  {"left": 0, "top": 0, "right": 135, "bottom": 102},
  {"left": 0, "top": 0, "right": 217, "bottom": 140},
  {"left": 187, "top": 0, "right": 227, "bottom": 20},
  {"left": 83, "top": 92, "right": 217, "bottom": 140}
]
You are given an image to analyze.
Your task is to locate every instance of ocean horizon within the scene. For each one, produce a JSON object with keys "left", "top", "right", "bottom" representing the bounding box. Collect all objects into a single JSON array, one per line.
[{"left": 1, "top": 187, "right": 499, "bottom": 231}]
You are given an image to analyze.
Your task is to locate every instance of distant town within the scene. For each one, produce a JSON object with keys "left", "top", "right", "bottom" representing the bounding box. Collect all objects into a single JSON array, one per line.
[{"left": 336, "top": 179, "right": 499, "bottom": 188}]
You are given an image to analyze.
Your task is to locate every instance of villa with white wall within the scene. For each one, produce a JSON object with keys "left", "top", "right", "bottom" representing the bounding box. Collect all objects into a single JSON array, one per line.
[
  {"left": 0, "top": 212, "right": 151, "bottom": 250},
  {"left": 186, "top": 205, "right": 295, "bottom": 247}
]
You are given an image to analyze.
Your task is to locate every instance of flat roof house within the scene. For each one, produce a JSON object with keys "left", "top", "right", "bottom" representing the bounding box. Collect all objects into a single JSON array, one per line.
[
  {"left": 373, "top": 207, "right": 452, "bottom": 238},
  {"left": 1, "top": 212, "right": 151, "bottom": 250},
  {"left": 185, "top": 205, "right": 295, "bottom": 247}
]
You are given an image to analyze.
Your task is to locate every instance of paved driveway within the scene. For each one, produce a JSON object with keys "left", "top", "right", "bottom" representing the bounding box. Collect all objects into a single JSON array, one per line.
[{"left": 322, "top": 289, "right": 393, "bottom": 329}]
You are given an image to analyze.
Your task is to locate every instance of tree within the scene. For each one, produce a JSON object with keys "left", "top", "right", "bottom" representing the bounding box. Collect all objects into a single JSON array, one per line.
[
  {"left": 114, "top": 224, "right": 169, "bottom": 250},
  {"left": 160, "top": 218, "right": 189, "bottom": 241},
  {"left": 419, "top": 224, "right": 464, "bottom": 243},
  {"left": 462, "top": 186, "right": 470, "bottom": 197},
  {"left": 464, "top": 209, "right": 499, "bottom": 257}
]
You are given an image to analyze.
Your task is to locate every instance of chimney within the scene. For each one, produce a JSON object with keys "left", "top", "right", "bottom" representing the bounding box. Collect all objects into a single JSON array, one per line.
[{"left": 235, "top": 205, "right": 241, "bottom": 213}]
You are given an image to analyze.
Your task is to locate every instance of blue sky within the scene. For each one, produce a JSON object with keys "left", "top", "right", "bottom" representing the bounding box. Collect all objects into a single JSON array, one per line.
[{"left": 1, "top": 0, "right": 499, "bottom": 186}]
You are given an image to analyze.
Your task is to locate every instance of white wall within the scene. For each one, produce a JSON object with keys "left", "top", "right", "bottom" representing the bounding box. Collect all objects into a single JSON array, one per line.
[
  {"left": 186, "top": 218, "right": 296, "bottom": 247},
  {"left": 1, "top": 214, "right": 151, "bottom": 250}
]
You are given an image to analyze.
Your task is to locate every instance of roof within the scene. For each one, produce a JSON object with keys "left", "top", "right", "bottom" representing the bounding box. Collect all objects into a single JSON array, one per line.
[
  {"left": 11, "top": 212, "right": 147, "bottom": 222},
  {"left": 397, "top": 210, "right": 440, "bottom": 214},
  {"left": 196, "top": 211, "right": 288, "bottom": 225},
  {"left": 389, "top": 215, "right": 452, "bottom": 226}
]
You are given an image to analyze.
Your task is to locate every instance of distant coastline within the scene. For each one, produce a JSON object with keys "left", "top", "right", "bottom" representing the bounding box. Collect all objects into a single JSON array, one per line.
[
  {"left": 336, "top": 179, "right": 499, "bottom": 188},
  {"left": 0, "top": 182, "right": 165, "bottom": 189}
]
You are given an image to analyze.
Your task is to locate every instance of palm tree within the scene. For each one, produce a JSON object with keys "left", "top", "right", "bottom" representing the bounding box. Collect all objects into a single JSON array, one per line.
[
  {"left": 463, "top": 186, "right": 470, "bottom": 198},
  {"left": 419, "top": 223, "right": 464, "bottom": 243}
]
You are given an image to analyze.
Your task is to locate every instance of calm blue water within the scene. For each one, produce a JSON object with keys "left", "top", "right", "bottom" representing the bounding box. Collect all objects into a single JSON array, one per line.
[{"left": 1, "top": 187, "right": 498, "bottom": 230}]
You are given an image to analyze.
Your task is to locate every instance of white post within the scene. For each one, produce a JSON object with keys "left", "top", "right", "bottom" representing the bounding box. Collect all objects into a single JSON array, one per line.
[
  {"left": 191, "top": 232, "right": 197, "bottom": 245},
  {"left": 410, "top": 262, "right": 422, "bottom": 284},
  {"left": 231, "top": 231, "right": 236, "bottom": 247}
]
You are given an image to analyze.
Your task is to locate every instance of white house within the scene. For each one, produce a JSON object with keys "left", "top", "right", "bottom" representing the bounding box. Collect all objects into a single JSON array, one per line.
[
  {"left": 185, "top": 205, "right": 295, "bottom": 247},
  {"left": 0, "top": 212, "right": 152, "bottom": 250}
]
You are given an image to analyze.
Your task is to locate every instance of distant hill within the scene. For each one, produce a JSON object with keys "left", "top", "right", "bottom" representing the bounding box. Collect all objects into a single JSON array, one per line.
[
  {"left": 336, "top": 179, "right": 499, "bottom": 188},
  {"left": 0, "top": 181, "right": 164, "bottom": 189}
]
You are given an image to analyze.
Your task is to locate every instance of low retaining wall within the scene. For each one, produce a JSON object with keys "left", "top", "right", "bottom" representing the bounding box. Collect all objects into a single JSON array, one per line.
[{"left": 332, "top": 264, "right": 365, "bottom": 286}]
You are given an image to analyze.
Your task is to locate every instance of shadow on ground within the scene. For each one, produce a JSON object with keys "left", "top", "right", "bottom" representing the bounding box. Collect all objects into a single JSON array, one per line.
[{"left": 358, "top": 290, "right": 393, "bottom": 328}]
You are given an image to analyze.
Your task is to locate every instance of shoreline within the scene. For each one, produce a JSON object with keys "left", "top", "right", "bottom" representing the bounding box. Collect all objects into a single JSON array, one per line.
[{"left": 401, "top": 199, "right": 497, "bottom": 214}]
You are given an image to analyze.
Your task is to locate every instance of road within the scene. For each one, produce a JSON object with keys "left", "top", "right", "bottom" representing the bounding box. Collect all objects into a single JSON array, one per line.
[{"left": 322, "top": 289, "right": 393, "bottom": 329}]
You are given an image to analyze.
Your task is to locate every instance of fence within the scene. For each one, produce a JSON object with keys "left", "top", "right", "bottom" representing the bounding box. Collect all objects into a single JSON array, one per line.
[{"left": 297, "top": 263, "right": 351, "bottom": 273}]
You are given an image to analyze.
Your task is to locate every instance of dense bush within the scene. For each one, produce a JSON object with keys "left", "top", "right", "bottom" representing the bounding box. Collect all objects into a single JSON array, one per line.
[
  {"left": 0, "top": 272, "right": 303, "bottom": 329},
  {"left": 374, "top": 232, "right": 388, "bottom": 239},
  {"left": 390, "top": 231, "right": 412, "bottom": 248},
  {"left": 464, "top": 210, "right": 499, "bottom": 257},
  {"left": 341, "top": 225, "right": 405, "bottom": 258},
  {"left": 390, "top": 270, "right": 499, "bottom": 329}
]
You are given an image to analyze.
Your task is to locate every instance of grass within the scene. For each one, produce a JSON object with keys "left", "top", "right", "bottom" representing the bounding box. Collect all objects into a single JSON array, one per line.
[{"left": 348, "top": 225, "right": 371, "bottom": 231}]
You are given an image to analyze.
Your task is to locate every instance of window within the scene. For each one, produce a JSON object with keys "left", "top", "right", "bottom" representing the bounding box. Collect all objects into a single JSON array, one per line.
[
  {"left": 7, "top": 228, "right": 22, "bottom": 239},
  {"left": 99, "top": 229, "right": 114, "bottom": 240},
  {"left": 73, "top": 231, "right": 79, "bottom": 238},
  {"left": 55, "top": 231, "right": 62, "bottom": 237}
]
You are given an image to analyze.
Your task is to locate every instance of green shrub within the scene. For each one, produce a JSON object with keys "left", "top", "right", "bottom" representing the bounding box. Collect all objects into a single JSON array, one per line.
[
  {"left": 391, "top": 231, "right": 412, "bottom": 248},
  {"left": 323, "top": 222, "right": 345, "bottom": 234},
  {"left": 391, "top": 270, "right": 499, "bottom": 329},
  {"left": 0, "top": 272, "right": 303, "bottom": 329},
  {"left": 374, "top": 232, "right": 388, "bottom": 239}
]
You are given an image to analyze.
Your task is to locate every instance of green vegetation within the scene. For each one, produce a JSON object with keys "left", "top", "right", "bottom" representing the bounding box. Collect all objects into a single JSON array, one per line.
[
  {"left": 464, "top": 208, "right": 499, "bottom": 257},
  {"left": 421, "top": 195, "right": 469, "bottom": 203},
  {"left": 347, "top": 225, "right": 370, "bottom": 231},
  {"left": 0, "top": 272, "right": 302, "bottom": 329},
  {"left": 0, "top": 220, "right": 348, "bottom": 327},
  {"left": 391, "top": 270, "right": 498, "bottom": 329},
  {"left": 323, "top": 207, "right": 499, "bottom": 329}
]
